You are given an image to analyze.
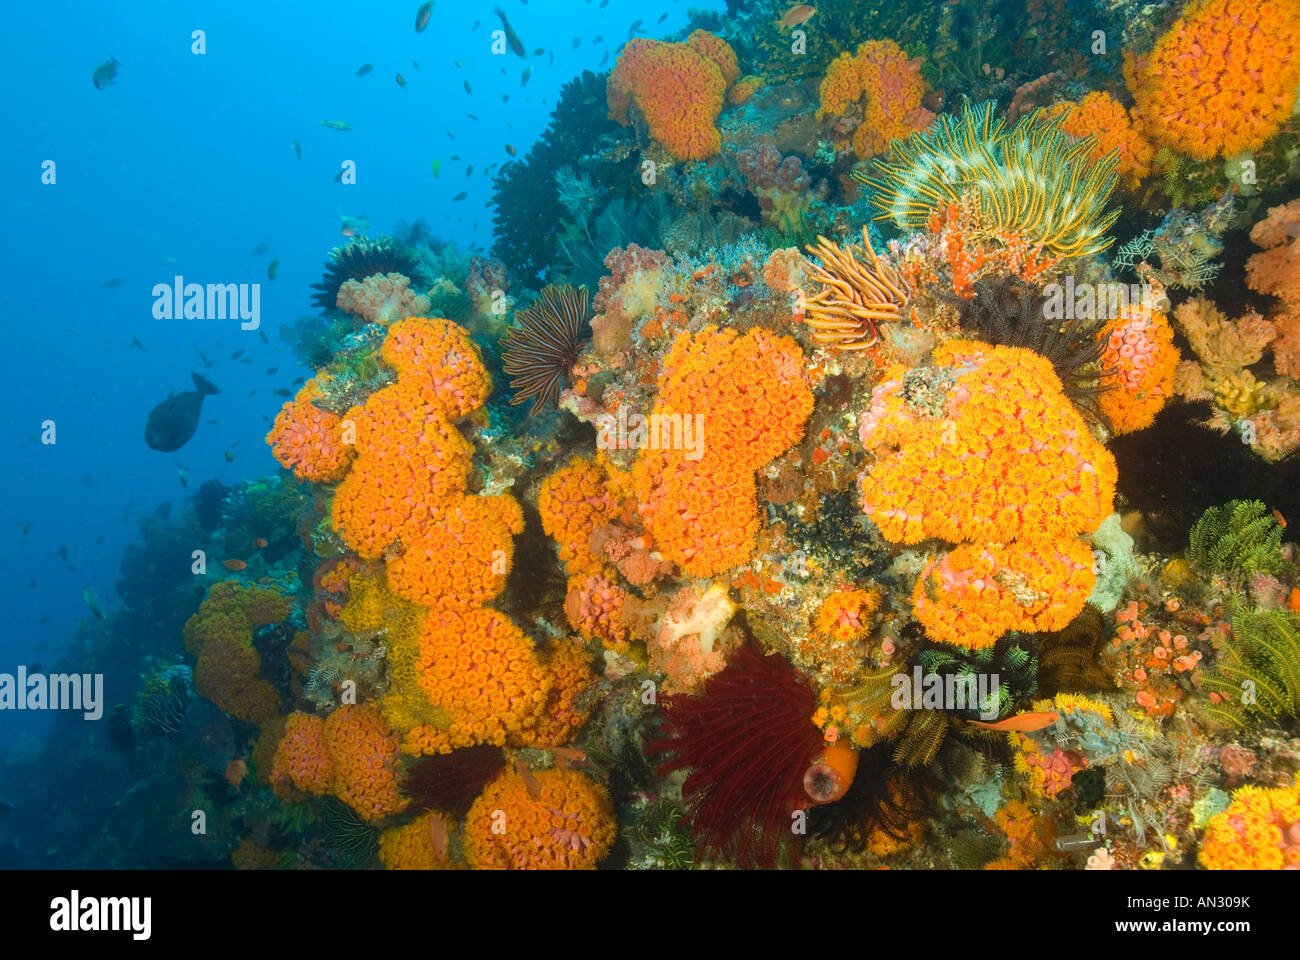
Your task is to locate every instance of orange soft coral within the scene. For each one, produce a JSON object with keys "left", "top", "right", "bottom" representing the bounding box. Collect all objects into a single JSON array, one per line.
[
  {"left": 818, "top": 39, "right": 935, "bottom": 158},
  {"left": 265, "top": 379, "right": 356, "bottom": 483},
  {"left": 324, "top": 703, "right": 410, "bottom": 822},
  {"left": 633, "top": 326, "right": 813, "bottom": 576},
  {"left": 1055, "top": 91, "right": 1155, "bottom": 190},
  {"left": 607, "top": 32, "right": 736, "bottom": 160},
  {"left": 1126, "top": 0, "right": 1300, "bottom": 160},
  {"left": 381, "top": 316, "right": 492, "bottom": 420},
  {"left": 1096, "top": 307, "right": 1180, "bottom": 435},
  {"left": 463, "top": 767, "right": 616, "bottom": 870},
  {"left": 1246, "top": 199, "right": 1300, "bottom": 308},
  {"left": 913, "top": 539, "right": 1096, "bottom": 649},
  {"left": 269, "top": 712, "right": 334, "bottom": 798},
  {"left": 859, "top": 341, "right": 1116, "bottom": 546},
  {"left": 1199, "top": 775, "right": 1300, "bottom": 869},
  {"left": 386, "top": 493, "right": 524, "bottom": 611},
  {"left": 336, "top": 272, "right": 432, "bottom": 326},
  {"left": 400, "top": 608, "right": 552, "bottom": 756}
]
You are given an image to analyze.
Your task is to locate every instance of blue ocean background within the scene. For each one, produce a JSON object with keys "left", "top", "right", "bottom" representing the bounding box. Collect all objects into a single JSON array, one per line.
[{"left": 0, "top": 0, "right": 717, "bottom": 862}]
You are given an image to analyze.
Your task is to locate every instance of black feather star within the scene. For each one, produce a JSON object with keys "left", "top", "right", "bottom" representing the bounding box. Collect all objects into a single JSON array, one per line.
[{"left": 502, "top": 285, "right": 591, "bottom": 415}]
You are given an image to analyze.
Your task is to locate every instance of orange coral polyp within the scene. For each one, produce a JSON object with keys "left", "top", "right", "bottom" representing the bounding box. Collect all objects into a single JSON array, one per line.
[
  {"left": 463, "top": 767, "right": 617, "bottom": 870},
  {"left": 381, "top": 316, "right": 492, "bottom": 420},
  {"left": 1127, "top": 0, "right": 1300, "bottom": 160},
  {"left": 324, "top": 703, "right": 410, "bottom": 822},
  {"left": 266, "top": 379, "right": 356, "bottom": 483},
  {"left": 270, "top": 712, "right": 333, "bottom": 797},
  {"left": 1056, "top": 92, "right": 1155, "bottom": 190},
  {"left": 818, "top": 39, "right": 935, "bottom": 158}
]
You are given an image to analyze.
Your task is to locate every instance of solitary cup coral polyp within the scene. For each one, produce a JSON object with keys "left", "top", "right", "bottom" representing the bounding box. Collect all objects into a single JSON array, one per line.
[{"left": 1126, "top": 0, "right": 1300, "bottom": 160}]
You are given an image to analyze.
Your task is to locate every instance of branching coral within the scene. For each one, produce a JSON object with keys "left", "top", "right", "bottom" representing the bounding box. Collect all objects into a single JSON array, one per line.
[
  {"left": 864, "top": 102, "right": 1120, "bottom": 260},
  {"left": 1126, "top": 0, "right": 1300, "bottom": 160}
]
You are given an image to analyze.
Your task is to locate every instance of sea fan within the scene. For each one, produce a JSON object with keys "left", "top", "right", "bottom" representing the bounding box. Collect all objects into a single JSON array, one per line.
[
  {"left": 648, "top": 644, "right": 825, "bottom": 869},
  {"left": 502, "top": 285, "right": 591, "bottom": 415},
  {"left": 309, "top": 237, "right": 417, "bottom": 313}
]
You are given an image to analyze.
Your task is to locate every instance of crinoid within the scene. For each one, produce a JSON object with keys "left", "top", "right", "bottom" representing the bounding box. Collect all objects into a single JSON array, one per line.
[
  {"left": 863, "top": 102, "right": 1120, "bottom": 260},
  {"left": 502, "top": 285, "right": 592, "bottom": 415},
  {"left": 801, "top": 227, "right": 908, "bottom": 351},
  {"left": 948, "top": 274, "right": 1114, "bottom": 424},
  {"left": 309, "top": 237, "right": 417, "bottom": 313}
]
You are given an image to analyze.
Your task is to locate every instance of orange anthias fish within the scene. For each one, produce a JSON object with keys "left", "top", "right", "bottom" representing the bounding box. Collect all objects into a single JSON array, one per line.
[
  {"left": 251, "top": 538, "right": 268, "bottom": 549},
  {"left": 225, "top": 758, "right": 247, "bottom": 791},
  {"left": 550, "top": 746, "right": 586, "bottom": 769},
  {"left": 222, "top": 558, "right": 247, "bottom": 571},
  {"left": 776, "top": 4, "right": 816, "bottom": 29},
  {"left": 428, "top": 812, "right": 450, "bottom": 861},
  {"left": 968, "top": 711, "right": 1060, "bottom": 732},
  {"left": 516, "top": 760, "right": 542, "bottom": 800}
]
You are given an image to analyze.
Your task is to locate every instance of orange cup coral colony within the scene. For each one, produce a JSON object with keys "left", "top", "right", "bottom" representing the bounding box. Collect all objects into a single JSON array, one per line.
[
  {"left": 1126, "top": 0, "right": 1300, "bottom": 160},
  {"left": 818, "top": 38, "right": 935, "bottom": 158},
  {"left": 607, "top": 30, "right": 739, "bottom": 160},
  {"left": 1096, "top": 307, "right": 1179, "bottom": 435}
]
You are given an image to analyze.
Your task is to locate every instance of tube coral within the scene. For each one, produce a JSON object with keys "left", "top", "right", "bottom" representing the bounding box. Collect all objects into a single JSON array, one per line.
[
  {"left": 818, "top": 39, "right": 935, "bottom": 158},
  {"left": 324, "top": 703, "right": 410, "bottom": 822},
  {"left": 1199, "top": 774, "right": 1300, "bottom": 869},
  {"left": 1096, "top": 307, "right": 1180, "bottom": 435},
  {"left": 266, "top": 379, "right": 356, "bottom": 483}
]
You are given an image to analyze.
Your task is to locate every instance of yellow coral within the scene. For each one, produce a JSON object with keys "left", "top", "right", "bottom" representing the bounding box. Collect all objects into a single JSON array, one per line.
[{"left": 1199, "top": 775, "right": 1300, "bottom": 869}]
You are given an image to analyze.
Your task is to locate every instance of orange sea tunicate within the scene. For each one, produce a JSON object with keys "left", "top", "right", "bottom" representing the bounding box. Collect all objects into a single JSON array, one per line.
[
  {"left": 1097, "top": 307, "right": 1179, "bottom": 434},
  {"left": 386, "top": 493, "right": 524, "bottom": 611},
  {"left": 1126, "top": 0, "right": 1300, "bottom": 160},
  {"left": 269, "top": 712, "right": 334, "bottom": 798},
  {"left": 606, "top": 32, "right": 736, "bottom": 160},
  {"left": 1055, "top": 91, "right": 1155, "bottom": 190},
  {"left": 859, "top": 341, "right": 1117, "bottom": 546},
  {"left": 818, "top": 39, "right": 935, "bottom": 158},
  {"left": 913, "top": 539, "right": 1096, "bottom": 649},
  {"left": 403, "top": 608, "right": 552, "bottom": 756},
  {"left": 266, "top": 379, "right": 356, "bottom": 483},
  {"left": 324, "top": 703, "right": 410, "bottom": 822},
  {"left": 633, "top": 325, "right": 813, "bottom": 576},
  {"left": 463, "top": 767, "right": 617, "bottom": 870},
  {"left": 336, "top": 271, "right": 431, "bottom": 326}
]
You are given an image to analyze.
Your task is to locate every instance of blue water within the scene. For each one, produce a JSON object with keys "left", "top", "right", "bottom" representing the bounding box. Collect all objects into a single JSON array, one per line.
[{"left": 0, "top": 0, "right": 716, "bottom": 863}]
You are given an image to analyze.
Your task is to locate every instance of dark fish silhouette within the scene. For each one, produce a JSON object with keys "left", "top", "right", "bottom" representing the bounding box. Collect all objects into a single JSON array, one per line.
[
  {"left": 494, "top": 6, "right": 527, "bottom": 58},
  {"left": 145, "top": 373, "right": 220, "bottom": 452},
  {"left": 92, "top": 56, "right": 121, "bottom": 90}
]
